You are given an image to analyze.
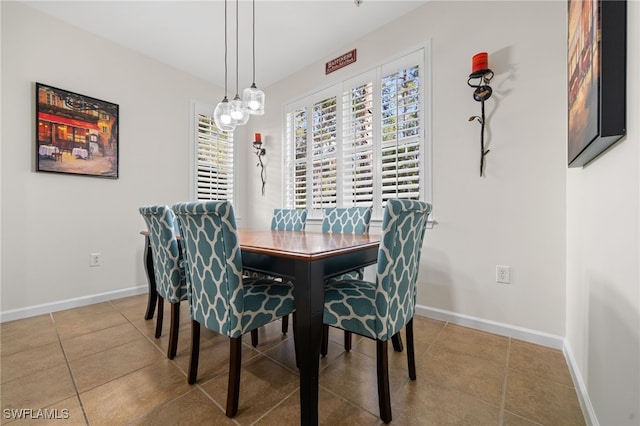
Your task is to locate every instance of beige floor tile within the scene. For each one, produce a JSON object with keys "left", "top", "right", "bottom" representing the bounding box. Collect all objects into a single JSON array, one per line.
[
  {"left": 172, "top": 335, "right": 260, "bottom": 383},
  {"left": 432, "top": 323, "right": 509, "bottom": 363},
  {"left": 418, "top": 344, "right": 506, "bottom": 405},
  {"left": 509, "top": 339, "right": 574, "bottom": 387},
  {"left": 262, "top": 333, "right": 344, "bottom": 374},
  {"left": 319, "top": 348, "right": 410, "bottom": 416},
  {"left": 0, "top": 314, "right": 58, "bottom": 356},
  {"left": 52, "top": 303, "right": 128, "bottom": 340},
  {"left": 1, "top": 341, "right": 66, "bottom": 384},
  {"left": 0, "top": 364, "right": 76, "bottom": 414},
  {"left": 128, "top": 388, "right": 235, "bottom": 426},
  {"left": 502, "top": 410, "right": 542, "bottom": 425},
  {"left": 61, "top": 322, "right": 143, "bottom": 361},
  {"left": 392, "top": 376, "right": 500, "bottom": 425},
  {"left": 505, "top": 369, "right": 585, "bottom": 425},
  {"left": 80, "top": 359, "right": 192, "bottom": 426},
  {"left": 242, "top": 319, "right": 291, "bottom": 351},
  {"left": 68, "top": 338, "right": 165, "bottom": 392},
  {"left": 199, "top": 355, "right": 300, "bottom": 425},
  {"left": 255, "top": 387, "right": 380, "bottom": 426}
]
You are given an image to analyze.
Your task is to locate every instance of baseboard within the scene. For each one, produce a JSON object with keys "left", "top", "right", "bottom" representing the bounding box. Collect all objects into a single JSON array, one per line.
[
  {"left": 415, "top": 304, "right": 565, "bottom": 349},
  {"left": 0, "top": 285, "right": 148, "bottom": 323},
  {"left": 563, "top": 340, "right": 599, "bottom": 426}
]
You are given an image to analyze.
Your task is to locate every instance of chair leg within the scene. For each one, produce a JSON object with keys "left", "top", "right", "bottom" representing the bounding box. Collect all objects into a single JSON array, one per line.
[
  {"left": 155, "top": 295, "right": 164, "bottom": 338},
  {"left": 188, "top": 320, "right": 201, "bottom": 385},
  {"left": 226, "top": 337, "right": 242, "bottom": 418},
  {"left": 376, "top": 340, "right": 392, "bottom": 423},
  {"left": 320, "top": 324, "right": 329, "bottom": 357},
  {"left": 250, "top": 329, "right": 258, "bottom": 347},
  {"left": 391, "top": 332, "right": 404, "bottom": 352},
  {"left": 292, "top": 312, "right": 299, "bottom": 369},
  {"left": 406, "top": 318, "right": 416, "bottom": 380},
  {"left": 281, "top": 314, "right": 289, "bottom": 334},
  {"left": 344, "top": 331, "right": 353, "bottom": 352},
  {"left": 167, "top": 302, "right": 180, "bottom": 359}
]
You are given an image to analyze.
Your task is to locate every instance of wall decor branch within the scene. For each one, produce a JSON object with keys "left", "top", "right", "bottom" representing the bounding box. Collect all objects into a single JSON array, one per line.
[
  {"left": 253, "top": 133, "right": 266, "bottom": 196},
  {"left": 467, "top": 52, "right": 494, "bottom": 177}
]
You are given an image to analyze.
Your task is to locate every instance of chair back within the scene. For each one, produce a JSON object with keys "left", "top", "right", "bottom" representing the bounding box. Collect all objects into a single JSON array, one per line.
[
  {"left": 271, "top": 209, "right": 307, "bottom": 231},
  {"left": 323, "top": 207, "right": 372, "bottom": 281},
  {"left": 138, "top": 205, "right": 186, "bottom": 303},
  {"left": 172, "top": 201, "right": 245, "bottom": 338},
  {"left": 375, "top": 199, "right": 431, "bottom": 340},
  {"left": 321, "top": 207, "right": 372, "bottom": 234}
]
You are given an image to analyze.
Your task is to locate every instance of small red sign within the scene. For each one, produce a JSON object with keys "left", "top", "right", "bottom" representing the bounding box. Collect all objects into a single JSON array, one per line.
[{"left": 325, "top": 49, "right": 357, "bottom": 75}]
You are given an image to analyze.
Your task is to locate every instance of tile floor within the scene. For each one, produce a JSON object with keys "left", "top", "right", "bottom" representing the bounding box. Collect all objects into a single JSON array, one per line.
[{"left": 1, "top": 294, "right": 585, "bottom": 425}]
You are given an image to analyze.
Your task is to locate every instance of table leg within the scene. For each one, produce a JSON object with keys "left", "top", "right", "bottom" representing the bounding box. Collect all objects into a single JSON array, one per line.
[
  {"left": 143, "top": 235, "right": 158, "bottom": 320},
  {"left": 294, "top": 260, "right": 324, "bottom": 426}
]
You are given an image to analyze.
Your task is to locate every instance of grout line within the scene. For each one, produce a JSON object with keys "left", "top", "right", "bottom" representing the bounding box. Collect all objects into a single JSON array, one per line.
[
  {"left": 49, "top": 312, "right": 91, "bottom": 426},
  {"left": 498, "top": 337, "right": 511, "bottom": 426},
  {"left": 249, "top": 387, "right": 300, "bottom": 425}
]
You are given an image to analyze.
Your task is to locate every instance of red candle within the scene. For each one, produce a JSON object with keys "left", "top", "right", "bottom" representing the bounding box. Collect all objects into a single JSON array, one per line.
[
  {"left": 254, "top": 133, "right": 262, "bottom": 143},
  {"left": 472, "top": 52, "right": 489, "bottom": 74}
]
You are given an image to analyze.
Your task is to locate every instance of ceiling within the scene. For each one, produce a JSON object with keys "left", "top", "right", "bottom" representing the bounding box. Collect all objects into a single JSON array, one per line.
[{"left": 23, "top": 0, "right": 429, "bottom": 90}]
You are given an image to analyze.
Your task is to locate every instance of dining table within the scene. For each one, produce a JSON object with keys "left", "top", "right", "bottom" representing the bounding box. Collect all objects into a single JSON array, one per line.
[{"left": 141, "top": 228, "right": 380, "bottom": 425}]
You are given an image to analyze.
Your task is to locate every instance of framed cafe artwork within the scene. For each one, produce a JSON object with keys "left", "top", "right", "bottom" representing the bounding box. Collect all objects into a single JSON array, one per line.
[{"left": 35, "top": 82, "right": 119, "bottom": 178}]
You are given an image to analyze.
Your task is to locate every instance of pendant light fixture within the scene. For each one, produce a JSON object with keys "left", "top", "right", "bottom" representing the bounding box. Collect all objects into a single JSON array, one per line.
[
  {"left": 242, "top": 0, "right": 265, "bottom": 116},
  {"left": 230, "top": 0, "right": 249, "bottom": 125},
  {"left": 214, "top": 0, "right": 236, "bottom": 131}
]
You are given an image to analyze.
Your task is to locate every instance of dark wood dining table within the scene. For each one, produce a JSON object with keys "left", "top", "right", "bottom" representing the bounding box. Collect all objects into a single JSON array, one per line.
[{"left": 141, "top": 229, "right": 380, "bottom": 426}]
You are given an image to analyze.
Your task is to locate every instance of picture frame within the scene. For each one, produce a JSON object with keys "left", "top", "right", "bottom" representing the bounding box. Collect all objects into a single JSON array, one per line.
[
  {"left": 36, "top": 82, "right": 119, "bottom": 178},
  {"left": 567, "top": 0, "right": 626, "bottom": 167}
]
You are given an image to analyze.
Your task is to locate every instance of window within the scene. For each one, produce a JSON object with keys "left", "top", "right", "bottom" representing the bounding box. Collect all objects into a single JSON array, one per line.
[
  {"left": 192, "top": 103, "right": 234, "bottom": 202},
  {"left": 284, "top": 47, "right": 429, "bottom": 220}
]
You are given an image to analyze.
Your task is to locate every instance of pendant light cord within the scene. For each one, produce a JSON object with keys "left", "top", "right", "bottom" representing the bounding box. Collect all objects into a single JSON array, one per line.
[
  {"left": 235, "top": 0, "right": 240, "bottom": 95},
  {"left": 252, "top": 0, "right": 256, "bottom": 85},
  {"left": 224, "top": 0, "right": 228, "bottom": 97}
]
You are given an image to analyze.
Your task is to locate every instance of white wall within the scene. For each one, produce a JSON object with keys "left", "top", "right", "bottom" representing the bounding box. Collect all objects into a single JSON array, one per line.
[
  {"left": 565, "top": 1, "right": 640, "bottom": 424},
  {"left": 0, "top": 2, "right": 224, "bottom": 315},
  {"left": 245, "top": 1, "right": 568, "bottom": 336}
]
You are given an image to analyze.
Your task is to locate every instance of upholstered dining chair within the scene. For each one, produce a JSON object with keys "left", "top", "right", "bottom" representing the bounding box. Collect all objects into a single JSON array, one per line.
[
  {"left": 138, "top": 205, "right": 187, "bottom": 359},
  {"left": 172, "top": 201, "right": 296, "bottom": 418},
  {"left": 248, "top": 208, "right": 307, "bottom": 346},
  {"left": 322, "top": 199, "right": 431, "bottom": 423},
  {"left": 320, "top": 206, "right": 372, "bottom": 356}
]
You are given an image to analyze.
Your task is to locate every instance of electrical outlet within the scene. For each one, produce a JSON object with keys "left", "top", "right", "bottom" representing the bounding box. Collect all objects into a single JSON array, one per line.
[
  {"left": 496, "top": 265, "right": 510, "bottom": 284},
  {"left": 90, "top": 253, "right": 101, "bottom": 267}
]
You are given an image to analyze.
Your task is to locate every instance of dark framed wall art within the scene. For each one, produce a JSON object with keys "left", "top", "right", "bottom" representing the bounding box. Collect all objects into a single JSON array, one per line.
[
  {"left": 567, "top": 0, "right": 626, "bottom": 167},
  {"left": 36, "top": 82, "right": 119, "bottom": 178}
]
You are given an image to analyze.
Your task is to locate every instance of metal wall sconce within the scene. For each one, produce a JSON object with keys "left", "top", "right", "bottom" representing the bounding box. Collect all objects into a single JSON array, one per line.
[
  {"left": 253, "top": 133, "right": 266, "bottom": 196},
  {"left": 468, "top": 52, "right": 494, "bottom": 177}
]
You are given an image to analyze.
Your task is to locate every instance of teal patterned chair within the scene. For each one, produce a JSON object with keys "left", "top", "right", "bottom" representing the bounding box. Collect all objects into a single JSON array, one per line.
[
  {"left": 320, "top": 207, "right": 372, "bottom": 356},
  {"left": 249, "top": 208, "right": 307, "bottom": 345},
  {"left": 270, "top": 208, "right": 307, "bottom": 231},
  {"left": 138, "top": 205, "right": 187, "bottom": 359},
  {"left": 323, "top": 199, "right": 431, "bottom": 423},
  {"left": 172, "top": 201, "right": 295, "bottom": 418}
]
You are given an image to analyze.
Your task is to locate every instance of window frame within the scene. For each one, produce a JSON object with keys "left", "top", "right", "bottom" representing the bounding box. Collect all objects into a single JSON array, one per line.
[{"left": 282, "top": 42, "right": 432, "bottom": 223}]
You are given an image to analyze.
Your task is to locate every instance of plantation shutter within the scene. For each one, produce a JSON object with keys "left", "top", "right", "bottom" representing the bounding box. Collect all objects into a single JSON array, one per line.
[
  {"left": 196, "top": 114, "right": 234, "bottom": 201},
  {"left": 285, "top": 107, "right": 308, "bottom": 209},
  {"left": 380, "top": 63, "right": 421, "bottom": 203},
  {"left": 311, "top": 95, "right": 338, "bottom": 210},
  {"left": 342, "top": 78, "right": 375, "bottom": 207}
]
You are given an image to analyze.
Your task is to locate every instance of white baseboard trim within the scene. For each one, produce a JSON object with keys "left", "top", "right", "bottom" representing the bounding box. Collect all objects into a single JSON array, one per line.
[
  {"left": 563, "top": 340, "right": 599, "bottom": 426},
  {"left": 415, "top": 304, "right": 565, "bottom": 349},
  {"left": 0, "top": 285, "right": 148, "bottom": 323}
]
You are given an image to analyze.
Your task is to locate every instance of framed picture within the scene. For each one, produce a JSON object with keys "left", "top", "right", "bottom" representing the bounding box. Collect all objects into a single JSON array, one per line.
[
  {"left": 567, "top": 0, "right": 626, "bottom": 167},
  {"left": 36, "top": 82, "right": 119, "bottom": 178}
]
